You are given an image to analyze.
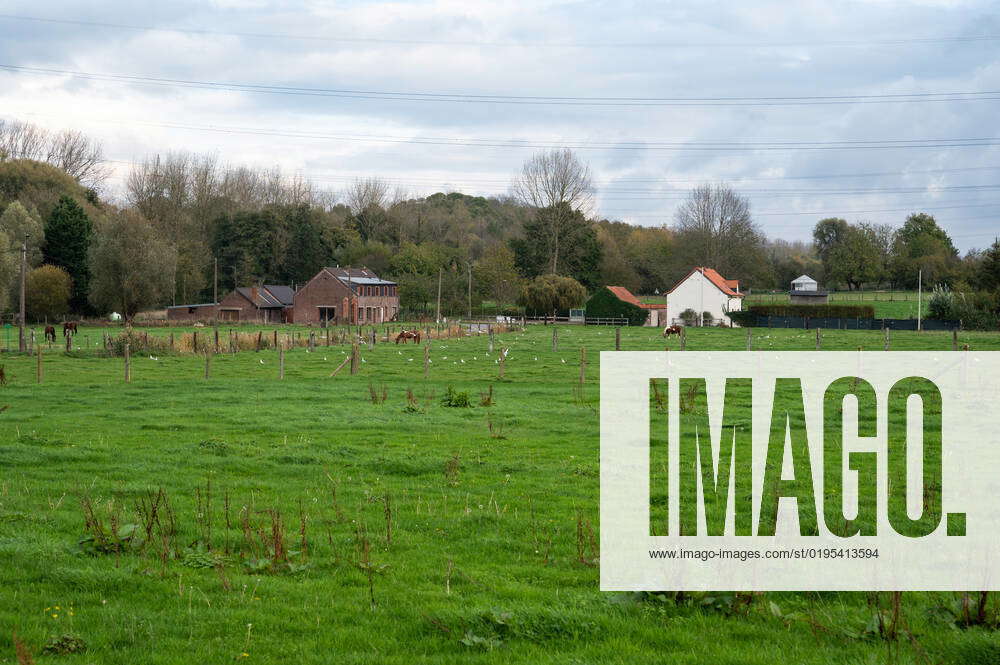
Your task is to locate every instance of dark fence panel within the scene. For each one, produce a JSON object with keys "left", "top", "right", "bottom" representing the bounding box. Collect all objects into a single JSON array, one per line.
[{"left": 756, "top": 315, "right": 957, "bottom": 331}]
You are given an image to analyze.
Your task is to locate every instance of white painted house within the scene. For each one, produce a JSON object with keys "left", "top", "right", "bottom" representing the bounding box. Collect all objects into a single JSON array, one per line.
[
  {"left": 791, "top": 274, "right": 818, "bottom": 292},
  {"left": 665, "top": 267, "right": 744, "bottom": 326}
]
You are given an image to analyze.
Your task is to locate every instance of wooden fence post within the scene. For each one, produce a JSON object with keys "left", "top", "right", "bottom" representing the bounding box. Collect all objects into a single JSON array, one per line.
[
  {"left": 350, "top": 342, "right": 360, "bottom": 375},
  {"left": 579, "top": 347, "right": 587, "bottom": 386},
  {"left": 884, "top": 327, "right": 890, "bottom": 351},
  {"left": 273, "top": 330, "right": 278, "bottom": 349},
  {"left": 952, "top": 329, "right": 958, "bottom": 351},
  {"left": 204, "top": 352, "right": 211, "bottom": 380},
  {"left": 36, "top": 347, "right": 42, "bottom": 383},
  {"left": 214, "top": 327, "right": 220, "bottom": 354},
  {"left": 124, "top": 343, "right": 131, "bottom": 383},
  {"left": 279, "top": 346, "right": 285, "bottom": 380},
  {"left": 488, "top": 326, "right": 494, "bottom": 354},
  {"left": 169, "top": 332, "right": 174, "bottom": 350},
  {"left": 309, "top": 331, "right": 315, "bottom": 352},
  {"left": 193, "top": 331, "right": 199, "bottom": 354},
  {"left": 815, "top": 328, "right": 821, "bottom": 350},
  {"left": 498, "top": 348, "right": 506, "bottom": 379},
  {"left": 256, "top": 331, "right": 263, "bottom": 351},
  {"left": 615, "top": 327, "right": 621, "bottom": 351},
  {"left": 65, "top": 333, "right": 71, "bottom": 352},
  {"left": 680, "top": 327, "right": 687, "bottom": 351},
  {"left": 746, "top": 328, "right": 752, "bottom": 351},
  {"left": 423, "top": 344, "right": 430, "bottom": 379},
  {"left": 552, "top": 327, "right": 558, "bottom": 352}
]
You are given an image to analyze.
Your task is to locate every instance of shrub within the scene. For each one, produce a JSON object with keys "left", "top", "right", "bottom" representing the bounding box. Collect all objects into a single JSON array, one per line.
[
  {"left": 679, "top": 308, "right": 699, "bottom": 326},
  {"left": 701, "top": 311, "right": 714, "bottom": 326},
  {"left": 583, "top": 287, "right": 647, "bottom": 326},
  {"left": 441, "top": 386, "right": 471, "bottom": 407}
]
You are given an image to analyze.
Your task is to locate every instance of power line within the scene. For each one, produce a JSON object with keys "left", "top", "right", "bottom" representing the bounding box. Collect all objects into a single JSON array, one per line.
[
  {"left": 3, "top": 13, "right": 999, "bottom": 50},
  {"left": 12, "top": 113, "right": 999, "bottom": 153},
  {"left": 3, "top": 63, "right": 1000, "bottom": 107}
]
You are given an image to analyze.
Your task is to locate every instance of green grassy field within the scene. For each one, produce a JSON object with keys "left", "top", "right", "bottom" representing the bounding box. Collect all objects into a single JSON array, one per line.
[{"left": 0, "top": 324, "right": 998, "bottom": 664}]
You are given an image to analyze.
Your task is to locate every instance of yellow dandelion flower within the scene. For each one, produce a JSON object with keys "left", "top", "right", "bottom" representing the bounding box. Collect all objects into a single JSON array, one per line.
[
  {"left": 54, "top": 606, "right": 60, "bottom": 610},
  {"left": 51, "top": 614, "right": 58, "bottom": 619}
]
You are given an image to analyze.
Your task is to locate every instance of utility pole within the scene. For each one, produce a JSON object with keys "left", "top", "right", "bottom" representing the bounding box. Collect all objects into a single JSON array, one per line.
[
  {"left": 917, "top": 268, "right": 922, "bottom": 331},
  {"left": 213, "top": 257, "right": 218, "bottom": 305},
  {"left": 467, "top": 261, "right": 472, "bottom": 319},
  {"left": 435, "top": 266, "right": 443, "bottom": 323},
  {"left": 698, "top": 266, "right": 705, "bottom": 327},
  {"left": 18, "top": 233, "right": 27, "bottom": 353}
]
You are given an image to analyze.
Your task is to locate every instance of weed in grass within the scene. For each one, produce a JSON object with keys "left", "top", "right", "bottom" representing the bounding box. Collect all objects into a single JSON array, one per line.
[
  {"left": 486, "top": 413, "right": 507, "bottom": 440},
  {"left": 368, "top": 382, "right": 388, "bottom": 405},
  {"left": 479, "top": 384, "right": 495, "bottom": 407},
  {"left": 441, "top": 386, "right": 471, "bottom": 407},
  {"left": 403, "top": 387, "right": 423, "bottom": 413},
  {"left": 444, "top": 453, "right": 462, "bottom": 486}
]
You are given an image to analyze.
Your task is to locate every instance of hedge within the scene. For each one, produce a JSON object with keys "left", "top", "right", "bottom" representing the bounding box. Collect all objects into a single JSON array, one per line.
[
  {"left": 585, "top": 287, "right": 648, "bottom": 326},
  {"left": 748, "top": 303, "right": 875, "bottom": 318}
]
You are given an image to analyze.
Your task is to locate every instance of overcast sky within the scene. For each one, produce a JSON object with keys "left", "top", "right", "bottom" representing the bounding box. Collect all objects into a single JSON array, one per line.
[{"left": 0, "top": 1, "right": 998, "bottom": 250}]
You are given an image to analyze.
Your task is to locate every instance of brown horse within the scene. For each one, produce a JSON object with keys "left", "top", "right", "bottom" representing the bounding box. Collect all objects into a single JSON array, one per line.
[
  {"left": 662, "top": 325, "right": 683, "bottom": 337},
  {"left": 395, "top": 330, "right": 421, "bottom": 344},
  {"left": 63, "top": 321, "right": 78, "bottom": 337},
  {"left": 44, "top": 326, "right": 56, "bottom": 343}
]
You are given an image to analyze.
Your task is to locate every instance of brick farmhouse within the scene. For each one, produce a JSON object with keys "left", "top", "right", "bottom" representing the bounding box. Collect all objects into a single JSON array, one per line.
[
  {"left": 293, "top": 267, "right": 399, "bottom": 325},
  {"left": 166, "top": 268, "right": 398, "bottom": 325}
]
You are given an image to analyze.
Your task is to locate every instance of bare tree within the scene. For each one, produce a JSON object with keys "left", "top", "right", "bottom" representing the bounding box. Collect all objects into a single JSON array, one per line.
[
  {"left": 45, "top": 129, "right": 109, "bottom": 186},
  {"left": 0, "top": 119, "right": 48, "bottom": 162},
  {"left": 0, "top": 120, "right": 108, "bottom": 187},
  {"left": 674, "top": 183, "right": 765, "bottom": 278},
  {"left": 511, "top": 149, "right": 594, "bottom": 274}
]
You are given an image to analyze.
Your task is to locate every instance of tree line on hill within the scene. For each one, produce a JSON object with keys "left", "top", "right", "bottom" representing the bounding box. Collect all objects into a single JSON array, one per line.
[{"left": 0, "top": 118, "right": 997, "bottom": 327}]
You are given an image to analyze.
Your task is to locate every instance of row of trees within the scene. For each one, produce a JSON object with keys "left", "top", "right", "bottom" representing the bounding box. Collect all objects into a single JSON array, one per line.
[{"left": 1, "top": 119, "right": 997, "bottom": 323}]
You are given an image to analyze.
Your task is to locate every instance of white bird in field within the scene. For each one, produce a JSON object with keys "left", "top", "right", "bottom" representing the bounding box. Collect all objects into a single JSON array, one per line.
[
  {"left": 149, "top": 356, "right": 158, "bottom": 361},
  {"left": 408, "top": 358, "right": 413, "bottom": 362},
  {"left": 398, "top": 351, "right": 402, "bottom": 355},
  {"left": 442, "top": 356, "right": 447, "bottom": 360},
  {"left": 460, "top": 359, "right": 464, "bottom": 363},
  {"left": 323, "top": 357, "right": 327, "bottom": 361},
  {"left": 561, "top": 359, "right": 566, "bottom": 363},
  {"left": 259, "top": 359, "right": 265, "bottom": 364},
  {"left": 534, "top": 357, "right": 538, "bottom": 361},
  {"left": 361, "top": 358, "right": 366, "bottom": 363}
]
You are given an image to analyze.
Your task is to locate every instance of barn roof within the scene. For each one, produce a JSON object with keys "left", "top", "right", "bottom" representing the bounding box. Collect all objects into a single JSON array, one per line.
[
  {"left": 236, "top": 285, "right": 295, "bottom": 308},
  {"left": 667, "top": 267, "right": 744, "bottom": 297},
  {"left": 322, "top": 266, "right": 397, "bottom": 289},
  {"left": 606, "top": 286, "right": 665, "bottom": 310}
]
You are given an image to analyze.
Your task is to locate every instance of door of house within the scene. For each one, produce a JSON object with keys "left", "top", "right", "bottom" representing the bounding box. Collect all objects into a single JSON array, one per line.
[{"left": 318, "top": 306, "right": 336, "bottom": 323}]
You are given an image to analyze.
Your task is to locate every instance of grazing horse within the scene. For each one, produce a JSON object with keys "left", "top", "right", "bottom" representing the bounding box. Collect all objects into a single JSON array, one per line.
[
  {"left": 662, "top": 325, "right": 683, "bottom": 337},
  {"left": 44, "top": 326, "right": 56, "bottom": 343},
  {"left": 63, "top": 321, "right": 78, "bottom": 337},
  {"left": 395, "top": 330, "right": 421, "bottom": 344}
]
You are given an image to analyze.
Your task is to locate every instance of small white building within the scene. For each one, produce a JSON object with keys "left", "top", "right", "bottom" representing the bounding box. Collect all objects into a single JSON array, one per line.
[
  {"left": 791, "top": 275, "right": 818, "bottom": 292},
  {"left": 789, "top": 274, "right": 828, "bottom": 304},
  {"left": 665, "top": 267, "right": 743, "bottom": 326}
]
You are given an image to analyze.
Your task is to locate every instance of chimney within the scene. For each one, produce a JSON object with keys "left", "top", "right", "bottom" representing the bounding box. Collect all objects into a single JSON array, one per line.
[{"left": 251, "top": 286, "right": 258, "bottom": 303}]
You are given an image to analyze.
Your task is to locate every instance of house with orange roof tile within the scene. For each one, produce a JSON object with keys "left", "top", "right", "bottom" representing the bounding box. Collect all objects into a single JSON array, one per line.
[{"left": 664, "top": 267, "right": 744, "bottom": 326}]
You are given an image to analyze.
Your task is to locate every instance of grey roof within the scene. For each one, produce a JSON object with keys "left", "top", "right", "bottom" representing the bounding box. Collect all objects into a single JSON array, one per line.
[
  {"left": 166, "top": 302, "right": 218, "bottom": 309},
  {"left": 324, "top": 267, "right": 396, "bottom": 288},
  {"left": 236, "top": 285, "right": 294, "bottom": 308},
  {"left": 792, "top": 275, "right": 817, "bottom": 283}
]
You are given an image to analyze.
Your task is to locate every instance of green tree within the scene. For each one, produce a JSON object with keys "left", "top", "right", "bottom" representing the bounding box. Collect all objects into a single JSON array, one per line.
[
  {"left": 0, "top": 201, "right": 44, "bottom": 266},
  {"left": 0, "top": 230, "right": 15, "bottom": 313},
  {"left": 25, "top": 264, "right": 71, "bottom": 321},
  {"left": 88, "top": 210, "right": 177, "bottom": 320},
  {"left": 890, "top": 213, "right": 960, "bottom": 288},
  {"left": 474, "top": 243, "right": 522, "bottom": 309},
  {"left": 511, "top": 203, "right": 601, "bottom": 288},
  {"left": 980, "top": 238, "right": 1000, "bottom": 292},
  {"left": 281, "top": 204, "right": 332, "bottom": 284},
  {"left": 42, "top": 195, "right": 92, "bottom": 312},
  {"left": 518, "top": 274, "right": 587, "bottom": 321}
]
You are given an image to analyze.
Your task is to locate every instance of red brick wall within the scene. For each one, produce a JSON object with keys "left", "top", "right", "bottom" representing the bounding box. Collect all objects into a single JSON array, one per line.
[
  {"left": 293, "top": 271, "right": 399, "bottom": 324},
  {"left": 166, "top": 304, "right": 218, "bottom": 322}
]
